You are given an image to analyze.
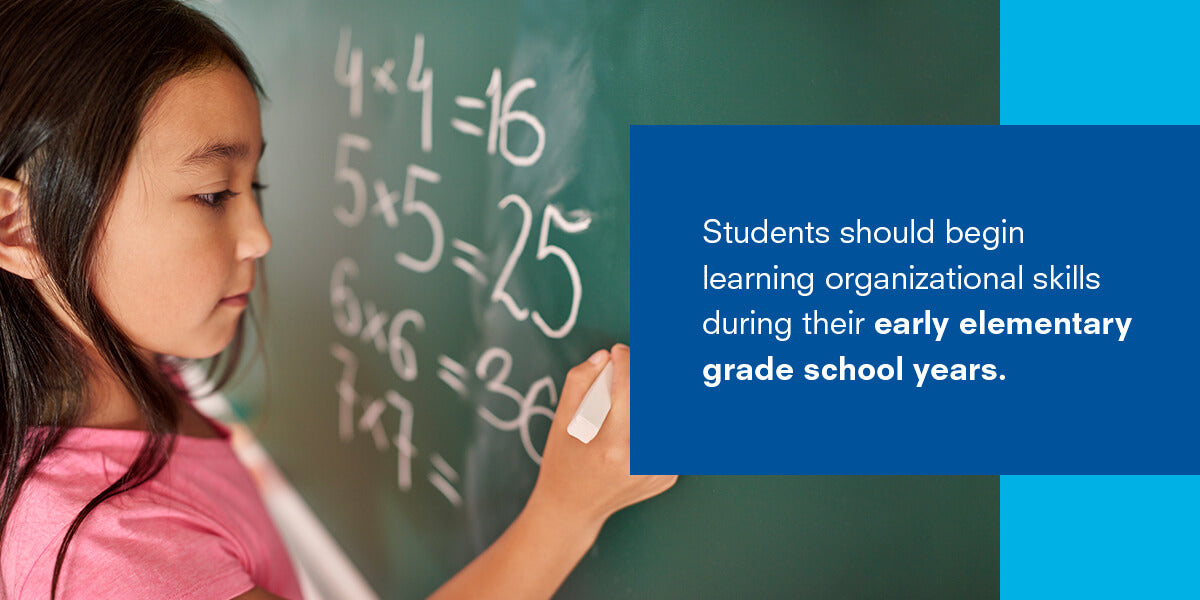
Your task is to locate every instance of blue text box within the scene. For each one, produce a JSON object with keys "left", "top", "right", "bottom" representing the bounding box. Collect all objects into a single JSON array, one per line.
[{"left": 631, "top": 125, "right": 1199, "bottom": 475}]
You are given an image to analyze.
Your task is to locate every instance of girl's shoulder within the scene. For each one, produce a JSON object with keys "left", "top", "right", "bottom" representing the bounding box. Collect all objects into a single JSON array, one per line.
[{"left": 2, "top": 428, "right": 300, "bottom": 600}]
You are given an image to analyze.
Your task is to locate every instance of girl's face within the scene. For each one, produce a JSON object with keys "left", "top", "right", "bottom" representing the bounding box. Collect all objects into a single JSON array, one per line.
[{"left": 90, "top": 61, "right": 270, "bottom": 359}]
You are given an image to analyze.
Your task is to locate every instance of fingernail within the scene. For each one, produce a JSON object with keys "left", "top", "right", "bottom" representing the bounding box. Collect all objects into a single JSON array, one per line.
[{"left": 588, "top": 349, "right": 608, "bottom": 365}]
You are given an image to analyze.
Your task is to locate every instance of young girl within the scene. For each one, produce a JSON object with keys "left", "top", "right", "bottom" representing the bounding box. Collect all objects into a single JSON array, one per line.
[{"left": 0, "top": 1, "right": 675, "bottom": 598}]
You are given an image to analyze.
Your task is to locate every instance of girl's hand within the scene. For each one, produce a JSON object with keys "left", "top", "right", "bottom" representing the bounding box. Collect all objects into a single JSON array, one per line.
[{"left": 527, "top": 344, "right": 677, "bottom": 532}]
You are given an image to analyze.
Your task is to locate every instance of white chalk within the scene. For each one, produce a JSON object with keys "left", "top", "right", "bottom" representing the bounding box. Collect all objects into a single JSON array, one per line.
[{"left": 566, "top": 361, "right": 613, "bottom": 443}]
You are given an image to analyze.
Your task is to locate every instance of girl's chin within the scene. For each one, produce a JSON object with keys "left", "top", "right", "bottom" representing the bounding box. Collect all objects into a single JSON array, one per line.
[{"left": 152, "top": 331, "right": 240, "bottom": 361}]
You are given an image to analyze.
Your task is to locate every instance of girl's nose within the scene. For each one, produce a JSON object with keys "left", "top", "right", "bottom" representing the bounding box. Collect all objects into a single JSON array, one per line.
[{"left": 235, "top": 194, "right": 272, "bottom": 261}]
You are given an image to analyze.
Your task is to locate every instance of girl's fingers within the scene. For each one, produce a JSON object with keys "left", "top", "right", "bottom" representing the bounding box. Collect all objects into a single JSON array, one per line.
[
  {"left": 603, "top": 344, "right": 630, "bottom": 426},
  {"left": 554, "top": 348, "right": 610, "bottom": 420}
]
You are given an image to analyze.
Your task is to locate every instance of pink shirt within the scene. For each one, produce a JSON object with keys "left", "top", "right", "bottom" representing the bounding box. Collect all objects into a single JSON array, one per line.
[{"left": 1, "top": 423, "right": 303, "bottom": 599}]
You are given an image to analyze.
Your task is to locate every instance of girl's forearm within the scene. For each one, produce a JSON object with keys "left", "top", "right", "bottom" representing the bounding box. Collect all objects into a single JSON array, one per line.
[{"left": 427, "top": 494, "right": 605, "bottom": 600}]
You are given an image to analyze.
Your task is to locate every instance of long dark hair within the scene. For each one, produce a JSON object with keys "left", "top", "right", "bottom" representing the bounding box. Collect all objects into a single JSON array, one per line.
[{"left": 0, "top": 1, "right": 264, "bottom": 596}]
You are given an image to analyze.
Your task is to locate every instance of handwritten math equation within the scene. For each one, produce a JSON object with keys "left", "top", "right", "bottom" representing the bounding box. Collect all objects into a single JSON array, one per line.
[{"left": 328, "top": 27, "right": 590, "bottom": 507}]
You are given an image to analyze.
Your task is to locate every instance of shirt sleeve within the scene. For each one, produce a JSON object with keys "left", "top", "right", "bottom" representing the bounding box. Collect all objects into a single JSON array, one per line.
[{"left": 19, "top": 501, "right": 256, "bottom": 600}]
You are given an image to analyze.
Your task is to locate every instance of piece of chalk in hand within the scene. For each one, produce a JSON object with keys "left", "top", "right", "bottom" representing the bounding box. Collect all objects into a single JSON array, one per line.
[{"left": 567, "top": 361, "right": 613, "bottom": 443}]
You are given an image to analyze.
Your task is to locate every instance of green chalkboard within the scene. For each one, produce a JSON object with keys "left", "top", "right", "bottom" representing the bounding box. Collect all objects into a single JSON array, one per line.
[{"left": 203, "top": 1, "right": 1000, "bottom": 598}]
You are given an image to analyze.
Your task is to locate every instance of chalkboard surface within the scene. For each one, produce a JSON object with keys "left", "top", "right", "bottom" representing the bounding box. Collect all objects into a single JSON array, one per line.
[{"left": 203, "top": 1, "right": 1000, "bottom": 598}]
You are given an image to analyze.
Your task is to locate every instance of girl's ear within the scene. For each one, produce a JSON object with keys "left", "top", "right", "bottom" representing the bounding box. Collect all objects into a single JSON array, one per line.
[{"left": 0, "top": 177, "right": 45, "bottom": 279}]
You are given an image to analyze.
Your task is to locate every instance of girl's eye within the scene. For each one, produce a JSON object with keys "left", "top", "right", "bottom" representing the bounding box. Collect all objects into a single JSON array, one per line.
[
  {"left": 251, "top": 182, "right": 268, "bottom": 209},
  {"left": 193, "top": 189, "right": 238, "bottom": 210}
]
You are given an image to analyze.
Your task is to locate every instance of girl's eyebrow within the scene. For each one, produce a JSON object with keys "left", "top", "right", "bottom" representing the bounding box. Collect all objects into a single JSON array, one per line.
[{"left": 177, "top": 139, "right": 267, "bottom": 171}]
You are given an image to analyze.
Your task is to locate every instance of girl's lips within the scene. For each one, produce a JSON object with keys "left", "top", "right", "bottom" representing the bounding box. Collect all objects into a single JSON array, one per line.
[{"left": 219, "top": 293, "right": 249, "bottom": 307}]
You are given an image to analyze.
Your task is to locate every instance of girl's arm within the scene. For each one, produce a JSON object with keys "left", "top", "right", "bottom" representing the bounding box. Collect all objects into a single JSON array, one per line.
[
  {"left": 429, "top": 344, "right": 676, "bottom": 600},
  {"left": 236, "top": 344, "right": 675, "bottom": 600}
]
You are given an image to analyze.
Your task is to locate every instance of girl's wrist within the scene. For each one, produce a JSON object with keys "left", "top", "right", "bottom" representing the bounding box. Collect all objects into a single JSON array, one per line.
[{"left": 522, "top": 485, "right": 607, "bottom": 545}]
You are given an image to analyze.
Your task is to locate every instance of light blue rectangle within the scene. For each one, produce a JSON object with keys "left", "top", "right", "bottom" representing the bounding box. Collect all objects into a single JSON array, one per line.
[
  {"left": 1003, "top": 5, "right": 1200, "bottom": 595},
  {"left": 1001, "top": 476, "right": 1200, "bottom": 598},
  {"left": 1002, "top": 1, "right": 1200, "bottom": 123}
]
